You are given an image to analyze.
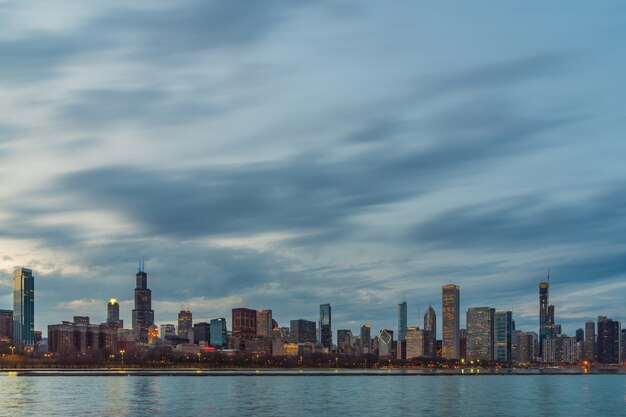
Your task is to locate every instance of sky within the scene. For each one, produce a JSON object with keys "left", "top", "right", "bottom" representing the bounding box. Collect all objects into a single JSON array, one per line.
[{"left": 1, "top": 1, "right": 626, "bottom": 339}]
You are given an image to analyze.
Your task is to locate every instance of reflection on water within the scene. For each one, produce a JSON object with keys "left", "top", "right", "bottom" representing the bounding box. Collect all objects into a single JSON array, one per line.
[{"left": 0, "top": 375, "right": 624, "bottom": 416}]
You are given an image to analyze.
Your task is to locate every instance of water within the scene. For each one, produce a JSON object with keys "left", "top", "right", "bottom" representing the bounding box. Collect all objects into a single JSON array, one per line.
[{"left": 0, "top": 373, "right": 624, "bottom": 416}]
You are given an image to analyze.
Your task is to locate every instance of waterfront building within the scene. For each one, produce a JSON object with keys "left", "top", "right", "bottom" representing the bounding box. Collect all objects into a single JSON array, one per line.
[
  {"left": 494, "top": 311, "right": 513, "bottom": 362},
  {"left": 423, "top": 304, "right": 437, "bottom": 358},
  {"left": 584, "top": 320, "right": 596, "bottom": 361},
  {"left": 0, "top": 309, "right": 13, "bottom": 342},
  {"left": 620, "top": 329, "right": 626, "bottom": 363},
  {"left": 232, "top": 308, "right": 257, "bottom": 349},
  {"left": 290, "top": 319, "right": 316, "bottom": 343},
  {"left": 597, "top": 316, "right": 621, "bottom": 364},
  {"left": 193, "top": 322, "right": 211, "bottom": 345},
  {"left": 160, "top": 324, "right": 176, "bottom": 338},
  {"left": 442, "top": 284, "right": 460, "bottom": 359},
  {"left": 319, "top": 304, "right": 332, "bottom": 349},
  {"left": 377, "top": 329, "right": 393, "bottom": 358},
  {"left": 178, "top": 308, "right": 193, "bottom": 339},
  {"left": 337, "top": 329, "right": 353, "bottom": 354},
  {"left": 405, "top": 326, "right": 425, "bottom": 359},
  {"left": 398, "top": 301, "right": 407, "bottom": 342},
  {"left": 48, "top": 317, "right": 118, "bottom": 354},
  {"left": 466, "top": 307, "right": 494, "bottom": 361},
  {"left": 13, "top": 267, "right": 34, "bottom": 349},
  {"left": 256, "top": 309, "right": 273, "bottom": 338},
  {"left": 106, "top": 299, "right": 123, "bottom": 329},
  {"left": 210, "top": 318, "right": 227, "bottom": 348},
  {"left": 360, "top": 324, "right": 371, "bottom": 355},
  {"left": 132, "top": 261, "right": 154, "bottom": 343}
]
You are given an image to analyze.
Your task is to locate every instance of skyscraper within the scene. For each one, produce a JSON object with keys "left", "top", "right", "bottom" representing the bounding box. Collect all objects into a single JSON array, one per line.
[
  {"left": 361, "top": 324, "right": 371, "bottom": 355},
  {"left": 193, "top": 322, "right": 210, "bottom": 345},
  {"left": 337, "top": 329, "right": 353, "bottom": 354},
  {"left": 377, "top": 329, "right": 393, "bottom": 358},
  {"left": 13, "top": 267, "right": 34, "bottom": 349},
  {"left": 178, "top": 308, "right": 193, "bottom": 339},
  {"left": 160, "top": 324, "right": 176, "bottom": 338},
  {"left": 494, "top": 311, "right": 513, "bottom": 362},
  {"left": 423, "top": 304, "right": 437, "bottom": 358},
  {"left": 398, "top": 301, "right": 407, "bottom": 342},
  {"left": 466, "top": 307, "right": 494, "bottom": 361},
  {"left": 442, "top": 284, "right": 460, "bottom": 359},
  {"left": 597, "top": 316, "right": 621, "bottom": 364},
  {"left": 132, "top": 260, "right": 154, "bottom": 343},
  {"left": 538, "top": 279, "right": 551, "bottom": 358},
  {"left": 289, "top": 319, "right": 316, "bottom": 343},
  {"left": 106, "top": 299, "right": 123, "bottom": 328},
  {"left": 319, "top": 304, "right": 332, "bottom": 348},
  {"left": 584, "top": 320, "right": 596, "bottom": 361},
  {"left": 256, "top": 309, "right": 273, "bottom": 338},
  {"left": 210, "top": 318, "right": 227, "bottom": 348},
  {"left": 232, "top": 308, "right": 257, "bottom": 348},
  {"left": 406, "top": 326, "right": 425, "bottom": 359}
]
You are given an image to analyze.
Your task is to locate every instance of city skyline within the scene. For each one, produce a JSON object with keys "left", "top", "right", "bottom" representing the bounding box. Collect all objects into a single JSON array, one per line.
[{"left": 1, "top": 2, "right": 626, "bottom": 338}]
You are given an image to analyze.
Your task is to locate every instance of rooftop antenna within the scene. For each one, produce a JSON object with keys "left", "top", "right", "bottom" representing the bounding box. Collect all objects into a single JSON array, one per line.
[
  {"left": 547, "top": 268, "right": 550, "bottom": 284},
  {"left": 138, "top": 256, "right": 145, "bottom": 273}
]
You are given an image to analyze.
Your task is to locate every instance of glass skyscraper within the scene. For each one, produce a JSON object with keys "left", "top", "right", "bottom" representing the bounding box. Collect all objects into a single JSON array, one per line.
[
  {"left": 319, "top": 304, "right": 332, "bottom": 348},
  {"left": 423, "top": 304, "right": 437, "bottom": 358},
  {"left": 442, "top": 284, "right": 460, "bottom": 359},
  {"left": 397, "top": 301, "right": 407, "bottom": 342},
  {"left": 494, "top": 311, "right": 513, "bottom": 362},
  {"left": 13, "top": 267, "right": 34, "bottom": 349},
  {"left": 210, "top": 318, "right": 227, "bottom": 348}
]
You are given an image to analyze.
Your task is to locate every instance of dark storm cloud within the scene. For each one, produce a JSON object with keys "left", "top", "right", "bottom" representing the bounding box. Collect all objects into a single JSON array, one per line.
[{"left": 410, "top": 183, "right": 626, "bottom": 250}]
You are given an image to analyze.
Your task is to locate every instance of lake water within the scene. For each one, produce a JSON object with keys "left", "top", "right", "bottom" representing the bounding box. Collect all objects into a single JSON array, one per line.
[{"left": 0, "top": 372, "right": 624, "bottom": 416}]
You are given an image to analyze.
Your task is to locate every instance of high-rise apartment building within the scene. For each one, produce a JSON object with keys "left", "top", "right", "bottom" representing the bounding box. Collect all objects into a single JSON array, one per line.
[
  {"left": 398, "top": 301, "right": 407, "bottom": 342},
  {"left": 132, "top": 261, "right": 154, "bottom": 343},
  {"left": 466, "top": 307, "right": 494, "bottom": 361},
  {"left": 442, "top": 284, "right": 460, "bottom": 359},
  {"left": 319, "top": 304, "right": 332, "bottom": 349},
  {"left": 13, "top": 267, "right": 34, "bottom": 349},
  {"left": 517, "top": 332, "right": 537, "bottom": 362},
  {"left": 494, "top": 311, "right": 513, "bottom": 362},
  {"left": 424, "top": 304, "right": 437, "bottom": 358}
]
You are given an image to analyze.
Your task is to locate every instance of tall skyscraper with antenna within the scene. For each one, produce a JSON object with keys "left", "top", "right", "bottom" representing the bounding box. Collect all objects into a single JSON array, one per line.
[{"left": 132, "top": 258, "right": 154, "bottom": 343}]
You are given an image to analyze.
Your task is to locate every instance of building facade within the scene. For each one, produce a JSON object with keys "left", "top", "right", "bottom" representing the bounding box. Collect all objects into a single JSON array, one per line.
[
  {"left": 0, "top": 309, "right": 13, "bottom": 343},
  {"left": 178, "top": 309, "right": 193, "bottom": 338},
  {"left": 423, "top": 304, "right": 437, "bottom": 358},
  {"left": 13, "top": 267, "right": 34, "bottom": 349},
  {"left": 319, "top": 304, "right": 332, "bottom": 349},
  {"left": 193, "top": 322, "right": 211, "bottom": 345},
  {"left": 494, "top": 311, "right": 513, "bottom": 362},
  {"left": 360, "top": 324, "right": 371, "bottom": 355},
  {"left": 106, "top": 299, "right": 123, "bottom": 329},
  {"left": 466, "top": 307, "right": 494, "bottom": 361},
  {"left": 210, "top": 318, "right": 227, "bottom": 348},
  {"left": 290, "top": 319, "right": 317, "bottom": 343},
  {"left": 132, "top": 262, "right": 154, "bottom": 343},
  {"left": 377, "top": 329, "right": 393, "bottom": 358},
  {"left": 597, "top": 316, "right": 621, "bottom": 364},
  {"left": 442, "top": 284, "right": 460, "bottom": 359},
  {"left": 256, "top": 309, "right": 273, "bottom": 338},
  {"left": 406, "top": 326, "right": 425, "bottom": 359},
  {"left": 398, "top": 301, "right": 407, "bottom": 342}
]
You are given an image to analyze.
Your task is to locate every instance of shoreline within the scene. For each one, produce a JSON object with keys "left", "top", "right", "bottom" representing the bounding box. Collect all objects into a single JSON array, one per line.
[{"left": 1, "top": 368, "right": 624, "bottom": 376}]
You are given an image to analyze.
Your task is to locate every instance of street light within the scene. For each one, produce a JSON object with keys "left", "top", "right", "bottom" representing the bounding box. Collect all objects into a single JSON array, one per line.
[{"left": 9, "top": 346, "right": 15, "bottom": 355}]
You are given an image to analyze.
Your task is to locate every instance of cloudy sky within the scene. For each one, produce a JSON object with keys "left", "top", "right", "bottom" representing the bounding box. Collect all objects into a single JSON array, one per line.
[{"left": 1, "top": 1, "right": 625, "bottom": 339}]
